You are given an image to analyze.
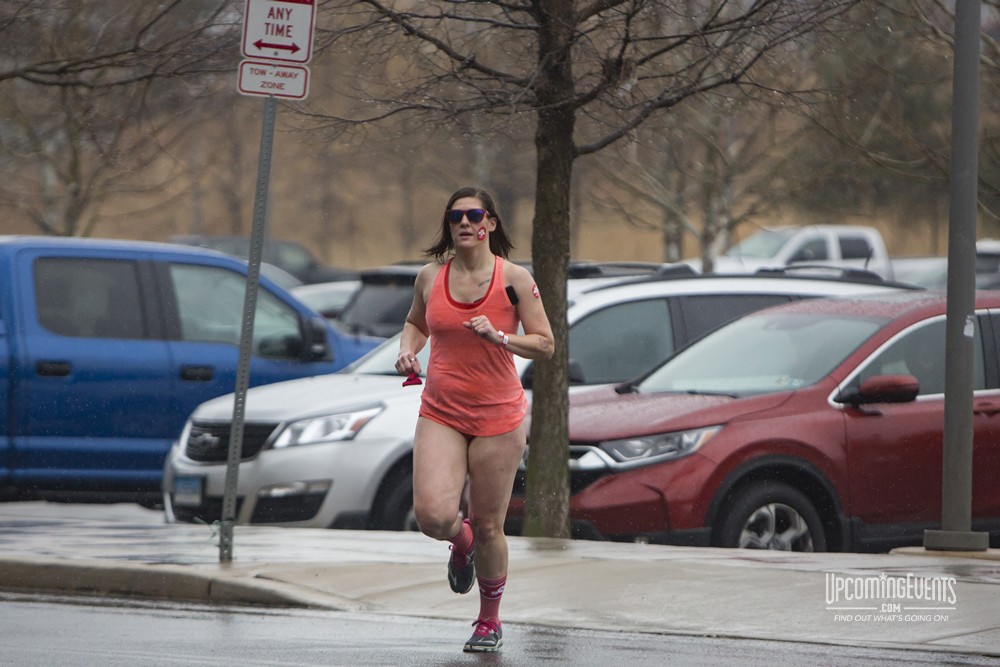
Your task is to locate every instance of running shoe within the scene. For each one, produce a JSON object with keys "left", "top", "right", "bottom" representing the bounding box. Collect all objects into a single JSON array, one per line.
[
  {"left": 463, "top": 618, "right": 503, "bottom": 652},
  {"left": 447, "top": 542, "right": 476, "bottom": 594}
]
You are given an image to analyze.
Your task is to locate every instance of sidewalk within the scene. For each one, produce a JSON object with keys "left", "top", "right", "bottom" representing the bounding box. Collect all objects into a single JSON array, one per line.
[{"left": 1, "top": 503, "right": 999, "bottom": 659}]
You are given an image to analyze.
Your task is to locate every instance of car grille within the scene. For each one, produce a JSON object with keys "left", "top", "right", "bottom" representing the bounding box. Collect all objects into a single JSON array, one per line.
[
  {"left": 511, "top": 444, "right": 611, "bottom": 497},
  {"left": 171, "top": 496, "right": 244, "bottom": 524},
  {"left": 171, "top": 495, "right": 323, "bottom": 525},
  {"left": 251, "top": 494, "right": 325, "bottom": 524},
  {"left": 184, "top": 421, "right": 279, "bottom": 463}
]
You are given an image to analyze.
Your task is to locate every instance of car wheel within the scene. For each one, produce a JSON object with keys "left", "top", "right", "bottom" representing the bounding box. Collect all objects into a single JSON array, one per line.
[
  {"left": 373, "top": 465, "right": 418, "bottom": 531},
  {"left": 716, "top": 482, "right": 826, "bottom": 552}
]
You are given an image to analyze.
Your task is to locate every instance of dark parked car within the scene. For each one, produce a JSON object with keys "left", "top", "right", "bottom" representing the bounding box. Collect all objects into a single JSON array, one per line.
[
  {"left": 508, "top": 291, "right": 1000, "bottom": 553},
  {"left": 291, "top": 279, "right": 361, "bottom": 321},
  {"left": 336, "top": 263, "right": 422, "bottom": 339},
  {"left": 170, "top": 235, "right": 356, "bottom": 285}
]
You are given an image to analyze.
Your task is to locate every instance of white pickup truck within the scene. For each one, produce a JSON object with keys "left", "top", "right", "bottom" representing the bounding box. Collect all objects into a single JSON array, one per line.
[{"left": 692, "top": 225, "right": 894, "bottom": 280}]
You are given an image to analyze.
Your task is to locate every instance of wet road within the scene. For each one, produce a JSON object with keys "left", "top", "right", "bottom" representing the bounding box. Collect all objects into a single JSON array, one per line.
[
  {"left": 2, "top": 502, "right": 999, "bottom": 666},
  {"left": 2, "top": 592, "right": 997, "bottom": 667}
]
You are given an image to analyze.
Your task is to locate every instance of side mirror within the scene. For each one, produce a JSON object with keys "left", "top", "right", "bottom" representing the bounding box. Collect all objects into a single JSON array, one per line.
[
  {"left": 304, "top": 316, "right": 332, "bottom": 361},
  {"left": 839, "top": 374, "right": 919, "bottom": 406}
]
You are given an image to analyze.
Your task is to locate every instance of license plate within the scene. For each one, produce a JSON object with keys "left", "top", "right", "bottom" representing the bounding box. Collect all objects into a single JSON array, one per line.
[{"left": 173, "top": 476, "right": 204, "bottom": 507}]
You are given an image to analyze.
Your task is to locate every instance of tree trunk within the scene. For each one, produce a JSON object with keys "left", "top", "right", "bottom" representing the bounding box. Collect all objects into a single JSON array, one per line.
[{"left": 523, "top": 0, "right": 575, "bottom": 539}]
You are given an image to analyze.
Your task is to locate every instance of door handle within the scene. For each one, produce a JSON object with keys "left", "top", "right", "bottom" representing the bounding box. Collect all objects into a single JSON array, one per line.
[
  {"left": 36, "top": 360, "right": 71, "bottom": 377},
  {"left": 973, "top": 401, "right": 1000, "bottom": 417},
  {"left": 181, "top": 365, "right": 214, "bottom": 382}
]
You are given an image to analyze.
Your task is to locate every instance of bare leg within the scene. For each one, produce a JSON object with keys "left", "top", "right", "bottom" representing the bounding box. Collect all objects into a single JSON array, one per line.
[
  {"left": 412, "top": 417, "right": 470, "bottom": 540},
  {"left": 466, "top": 423, "right": 526, "bottom": 578}
]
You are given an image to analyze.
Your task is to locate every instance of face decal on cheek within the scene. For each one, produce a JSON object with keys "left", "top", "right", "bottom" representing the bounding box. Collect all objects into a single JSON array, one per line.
[{"left": 477, "top": 227, "right": 487, "bottom": 241}]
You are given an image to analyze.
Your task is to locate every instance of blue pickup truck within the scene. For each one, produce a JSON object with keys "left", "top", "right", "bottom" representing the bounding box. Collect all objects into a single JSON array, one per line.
[{"left": 0, "top": 236, "right": 379, "bottom": 505}]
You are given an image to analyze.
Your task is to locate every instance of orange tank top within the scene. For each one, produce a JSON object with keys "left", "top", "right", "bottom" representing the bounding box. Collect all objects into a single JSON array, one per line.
[{"left": 419, "top": 256, "right": 527, "bottom": 437}]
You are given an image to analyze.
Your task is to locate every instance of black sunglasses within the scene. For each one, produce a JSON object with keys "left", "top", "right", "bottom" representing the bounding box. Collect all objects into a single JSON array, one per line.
[{"left": 444, "top": 208, "right": 488, "bottom": 224}]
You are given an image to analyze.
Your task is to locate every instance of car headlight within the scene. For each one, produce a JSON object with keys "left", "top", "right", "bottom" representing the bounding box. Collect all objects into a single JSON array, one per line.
[
  {"left": 271, "top": 406, "right": 383, "bottom": 448},
  {"left": 599, "top": 426, "right": 720, "bottom": 468}
]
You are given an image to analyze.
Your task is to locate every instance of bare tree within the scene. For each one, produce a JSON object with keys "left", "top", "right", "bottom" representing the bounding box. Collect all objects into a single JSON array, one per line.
[
  {"left": 587, "top": 82, "right": 807, "bottom": 268},
  {"left": 778, "top": 0, "right": 1000, "bottom": 250},
  {"left": 311, "top": 0, "right": 860, "bottom": 537},
  {"left": 0, "top": 0, "right": 240, "bottom": 236},
  {"left": 887, "top": 0, "right": 1000, "bottom": 226}
]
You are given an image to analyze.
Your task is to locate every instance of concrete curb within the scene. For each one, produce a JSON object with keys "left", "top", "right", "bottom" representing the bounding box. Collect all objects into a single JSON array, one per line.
[
  {"left": 0, "top": 557, "right": 322, "bottom": 609},
  {"left": 5, "top": 555, "right": 999, "bottom": 661}
]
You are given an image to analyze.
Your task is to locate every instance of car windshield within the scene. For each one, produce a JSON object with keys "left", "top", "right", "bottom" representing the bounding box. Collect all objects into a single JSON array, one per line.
[
  {"left": 342, "top": 334, "right": 422, "bottom": 375},
  {"left": 637, "top": 310, "right": 886, "bottom": 396},
  {"left": 340, "top": 283, "right": 415, "bottom": 338},
  {"left": 725, "top": 229, "right": 795, "bottom": 259},
  {"left": 344, "top": 330, "right": 530, "bottom": 379}
]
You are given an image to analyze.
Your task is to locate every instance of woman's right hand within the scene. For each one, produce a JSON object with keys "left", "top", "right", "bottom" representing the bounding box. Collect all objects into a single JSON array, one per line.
[{"left": 395, "top": 351, "right": 421, "bottom": 376}]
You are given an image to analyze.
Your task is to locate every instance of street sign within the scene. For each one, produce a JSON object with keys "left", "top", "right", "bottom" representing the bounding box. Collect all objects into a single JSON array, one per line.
[
  {"left": 238, "top": 60, "right": 310, "bottom": 99},
  {"left": 242, "top": 0, "right": 315, "bottom": 64},
  {"left": 225, "top": 0, "right": 317, "bottom": 561}
]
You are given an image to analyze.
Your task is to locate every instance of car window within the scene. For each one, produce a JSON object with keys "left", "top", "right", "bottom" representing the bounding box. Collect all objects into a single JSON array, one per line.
[
  {"left": 340, "top": 283, "right": 415, "bottom": 338},
  {"left": 789, "top": 237, "right": 827, "bottom": 262},
  {"left": 855, "top": 318, "right": 984, "bottom": 396},
  {"left": 34, "top": 257, "right": 145, "bottom": 339},
  {"left": 168, "top": 264, "right": 303, "bottom": 359},
  {"left": 839, "top": 236, "right": 874, "bottom": 261},
  {"left": 677, "top": 294, "right": 794, "bottom": 342},
  {"left": 569, "top": 299, "right": 672, "bottom": 384}
]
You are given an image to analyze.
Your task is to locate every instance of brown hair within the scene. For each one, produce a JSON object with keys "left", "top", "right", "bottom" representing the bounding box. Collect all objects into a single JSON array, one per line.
[{"left": 425, "top": 187, "right": 514, "bottom": 261}]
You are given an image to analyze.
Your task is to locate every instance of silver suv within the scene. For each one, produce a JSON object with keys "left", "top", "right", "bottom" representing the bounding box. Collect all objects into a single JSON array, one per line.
[
  {"left": 163, "top": 269, "right": 916, "bottom": 530},
  {"left": 336, "top": 261, "right": 672, "bottom": 339}
]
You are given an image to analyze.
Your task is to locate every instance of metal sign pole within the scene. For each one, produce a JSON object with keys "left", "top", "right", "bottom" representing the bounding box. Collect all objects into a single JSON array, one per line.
[
  {"left": 221, "top": 0, "right": 314, "bottom": 563},
  {"left": 924, "top": 0, "right": 988, "bottom": 552},
  {"left": 220, "top": 94, "right": 277, "bottom": 563}
]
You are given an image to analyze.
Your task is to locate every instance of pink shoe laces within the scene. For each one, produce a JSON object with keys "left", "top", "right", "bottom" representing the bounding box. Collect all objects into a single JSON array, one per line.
[
  {"left": 471, "top": 618, "right": 501, "bottom": 638},
  {"left": 449, "top": 543, "right": 473, "bottom": 568}
]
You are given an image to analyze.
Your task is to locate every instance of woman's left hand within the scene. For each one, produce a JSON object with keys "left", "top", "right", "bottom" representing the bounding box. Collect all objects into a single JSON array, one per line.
[{"left": 464, "top": 315, "right": 499, "bottom": 344}]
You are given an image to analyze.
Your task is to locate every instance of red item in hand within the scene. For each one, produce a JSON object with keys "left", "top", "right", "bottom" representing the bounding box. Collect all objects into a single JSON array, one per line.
[{"left": 402, "top": 373, "right": 422, "bottom": 387}]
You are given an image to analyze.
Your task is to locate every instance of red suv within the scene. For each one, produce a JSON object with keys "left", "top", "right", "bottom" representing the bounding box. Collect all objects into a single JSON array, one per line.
[{"left": 509, "top": 291, "right": 1000, "bottom": 552}]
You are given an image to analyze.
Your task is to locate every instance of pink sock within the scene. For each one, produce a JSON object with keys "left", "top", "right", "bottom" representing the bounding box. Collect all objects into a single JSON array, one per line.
[
  {"left": 477, "top": 574, "right": 507, "bottom": 622},
  {"left": 448, "top": 518, "right": 474, "bottom": 556}
]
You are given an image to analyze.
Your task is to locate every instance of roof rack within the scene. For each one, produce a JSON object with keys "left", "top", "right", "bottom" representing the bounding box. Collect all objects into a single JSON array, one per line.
[
  {"left": 753, "top": 265, "right": 887, "bottom": 284},
  {"left": 655, "top": 264, "right": 699, "bottom": 277},
  {"left": 566, "top": 261, "right": 680, "bottom": 279}
]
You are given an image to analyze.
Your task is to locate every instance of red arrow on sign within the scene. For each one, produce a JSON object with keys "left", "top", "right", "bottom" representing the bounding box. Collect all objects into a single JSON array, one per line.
[
  {"left": 253, "top": 39, "right": 301, "bottom": 53},
  {"left": 242, "top": 0, "right": 316, "bottom": 64}
]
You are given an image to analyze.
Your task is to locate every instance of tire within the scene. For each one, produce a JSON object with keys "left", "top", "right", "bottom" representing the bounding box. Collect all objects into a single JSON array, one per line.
[
  {"left": 715, "top": 481, "right": 827, "bottom": 552},
  {"left": 372, "top": 465, "right": 418, "bottom": 532}
]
